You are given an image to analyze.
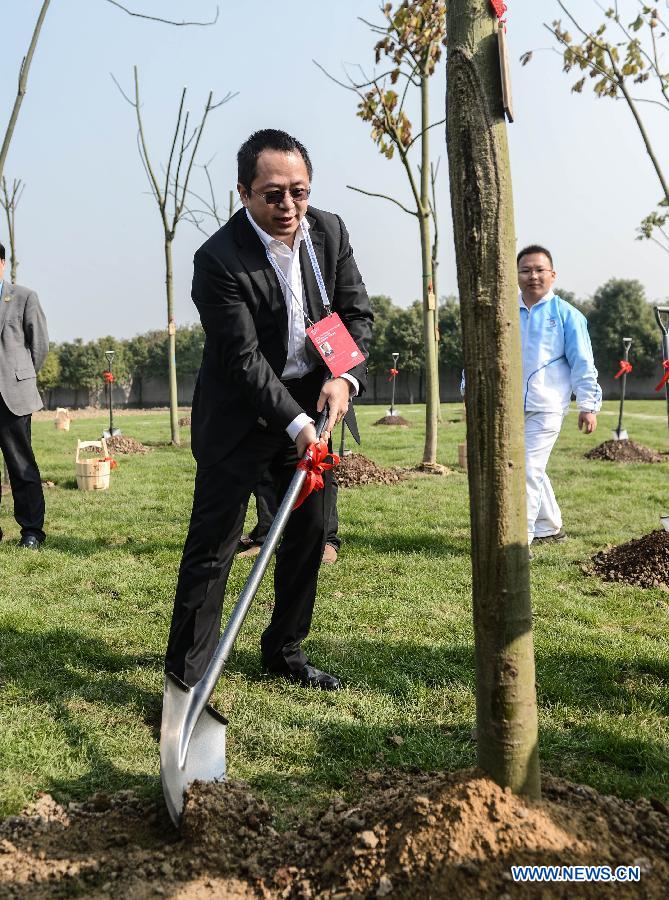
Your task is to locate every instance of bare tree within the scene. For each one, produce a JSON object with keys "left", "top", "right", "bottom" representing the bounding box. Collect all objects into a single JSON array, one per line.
[
  {"left": 114, "top": 67, "right": 235, "bottom": 445},
  {"left": 182, "top": 161, "right": 240, "bottom": 237},
  {"left": 1, "top": 178, "right": 25, "bottom": 284},
  {"left": 447, "top": 0, "right": 540, "bottom": 797},
  {"left": 316, "top": 0, "right": 446, "bottom": 469},
  {"left": 530, "top": 1, "right": 669, "bottom": 254},
  {"left": 0, "top": 1, "right": 218, "bottom": 188}
]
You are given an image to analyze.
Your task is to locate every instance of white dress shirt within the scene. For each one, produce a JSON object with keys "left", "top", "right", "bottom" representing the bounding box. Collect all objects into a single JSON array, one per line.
[{"left": 246, "top": 209, "right": 357, "bottom": 440}]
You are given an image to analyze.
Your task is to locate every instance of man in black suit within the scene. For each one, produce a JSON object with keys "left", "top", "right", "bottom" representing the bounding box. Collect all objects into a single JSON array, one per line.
[{"left": 165, "top": 130, "right": 373, "bottom": 690}]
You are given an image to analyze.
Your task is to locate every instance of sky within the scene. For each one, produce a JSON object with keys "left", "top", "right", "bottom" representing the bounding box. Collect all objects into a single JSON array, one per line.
[{"left": 1, "top": 0, "right": 668, "bottom": 343}]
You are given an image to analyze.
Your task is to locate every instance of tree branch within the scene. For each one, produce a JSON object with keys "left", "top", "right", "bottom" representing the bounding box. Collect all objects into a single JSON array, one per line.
[
  {"left": 102, "top": 0, "right": 219, "bottom": 26},
  {"left": 346, "top": 184, "right": 418, "bottom": 216}
]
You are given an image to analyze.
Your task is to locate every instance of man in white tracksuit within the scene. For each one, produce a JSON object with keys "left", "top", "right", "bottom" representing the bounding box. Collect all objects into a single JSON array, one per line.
[{"left": 517, "top": 244, "right": 601, "bottom": 545}]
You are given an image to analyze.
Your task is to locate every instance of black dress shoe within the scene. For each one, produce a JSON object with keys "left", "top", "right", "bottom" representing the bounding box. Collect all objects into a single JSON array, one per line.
[
  {"left": 19, "top": 534, "right": 42, "bottom": 550},
  {"left": 288, "top": 664, "right": 342, "bottom": 691}
]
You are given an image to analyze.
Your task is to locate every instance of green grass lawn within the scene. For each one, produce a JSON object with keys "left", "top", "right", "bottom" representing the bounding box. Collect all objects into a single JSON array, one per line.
[{"left": 0, "top": 401, "right": 667, "bottom": 819}]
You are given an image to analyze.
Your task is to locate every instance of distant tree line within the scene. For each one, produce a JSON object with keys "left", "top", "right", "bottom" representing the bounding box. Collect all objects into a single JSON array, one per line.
[{"left": 37, "top": 279, "right": 668, "bottom": 404}]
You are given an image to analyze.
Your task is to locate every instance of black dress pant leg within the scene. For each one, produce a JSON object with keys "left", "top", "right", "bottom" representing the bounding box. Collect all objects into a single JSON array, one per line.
[
  {"left": 260, "top": 369, "right": 331, "bottom": 673},
  {"left": 165, "top": 426, "right": 282, "bottom": 686},
  {"left": 248, "top": 468, "right": 279, "bottom": 544},
  {"left": 0, "top": 397, "right": 45, "bottom": 541}
]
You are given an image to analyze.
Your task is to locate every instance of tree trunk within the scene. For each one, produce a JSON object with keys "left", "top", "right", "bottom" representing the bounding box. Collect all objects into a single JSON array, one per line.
[
  {"left": 164, "top": 237, "right": 180, "bottom": 446},
  {"left": 446, "top": 0, "right": 540, "bottom": 799},
  {"left": 419, "top": 72, "right": 441, "bottom": 466},
  {"left": 0, "top": 0, "right": 52, "bottom": 187}
]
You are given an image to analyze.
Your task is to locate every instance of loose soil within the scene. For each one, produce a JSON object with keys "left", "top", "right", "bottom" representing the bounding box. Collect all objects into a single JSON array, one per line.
[
  {"left": 372, "top": 415, "right": 411, "bottom": 427},
  {"left": 336, "top": 453, "right": 405, "bottom": 488},
  {"left": 585, "top": 440, "right": 664, "bottom": 463},
  {"left": 590, "top": 529, "right": 669, "bottom": 590},
  {"left": 178, "top": 416, "right": 192, "bottom": 428},
  {"left": 1, "top": 769, "right": 668, "bottom": 898},
  {"left": 106, "top": 436, "right": 153, "bottom": 455}
]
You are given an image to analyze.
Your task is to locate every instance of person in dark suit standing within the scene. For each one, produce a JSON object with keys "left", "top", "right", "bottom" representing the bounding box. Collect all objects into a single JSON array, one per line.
[
  {"left": 165, "top": 130, "right": 373, "bottom": 690},
  {"left": 0, "top": 242, "right": 49, "bottom": 548}
]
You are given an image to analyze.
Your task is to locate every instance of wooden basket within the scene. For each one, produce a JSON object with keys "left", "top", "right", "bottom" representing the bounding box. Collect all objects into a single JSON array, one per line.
[
  {"left": 54, "top": 407, "right": 70, "bottom": 431},
  {"left": 75, "top": 439, "right": 111, "bottom": 491}
]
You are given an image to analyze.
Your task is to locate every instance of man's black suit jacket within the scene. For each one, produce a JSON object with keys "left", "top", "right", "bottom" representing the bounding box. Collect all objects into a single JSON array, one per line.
[{"left": 190, "top": 206, "right": 374, "bottom": 467}]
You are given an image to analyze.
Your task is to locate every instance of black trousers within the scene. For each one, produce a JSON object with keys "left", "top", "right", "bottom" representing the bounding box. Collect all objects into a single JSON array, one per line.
[
  {"left": 165, "top": 371, "right": 334, "bottom": 686},
  {"left": 0, "top": 395, "right": 45, "bottom": 542},
  {"left": 249, "top": 470, "right": 340, "bottom": 550}
]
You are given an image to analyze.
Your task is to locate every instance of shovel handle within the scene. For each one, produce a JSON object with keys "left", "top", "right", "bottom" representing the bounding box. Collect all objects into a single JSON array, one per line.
[
  {"left": 655, "top": 306, "right": 669, "bottom": 336},
  {"left": 191, "top": 409, "right": 329, "bottom": 701}
]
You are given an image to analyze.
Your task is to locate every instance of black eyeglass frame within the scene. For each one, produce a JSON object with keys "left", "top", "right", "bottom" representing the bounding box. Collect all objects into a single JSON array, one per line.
[{"left": 249, "top": 186, "right": 311, "bottom": 206}]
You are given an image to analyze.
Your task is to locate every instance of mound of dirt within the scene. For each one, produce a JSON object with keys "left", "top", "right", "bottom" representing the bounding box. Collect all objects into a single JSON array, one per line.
[
  {"left": 373, "top": 415, "right": 411, "bottom": 426},
  {"left": 591, "top": 529, "right": 669, "bottom": 589},
  {"left": 336, "top": 453, "right": 405, "bottom": 488},
  {"left": 178, "top": 416, "right": 191, "bottom": 427},
  {"left": 585, "top": 440, "right": 663, "bottom": 463},
  {"left": 105, "top": 435, "right": 152, "bottom": 455},
  {"left": 2, "top": 770, "right": 668, "bottom": 898}
]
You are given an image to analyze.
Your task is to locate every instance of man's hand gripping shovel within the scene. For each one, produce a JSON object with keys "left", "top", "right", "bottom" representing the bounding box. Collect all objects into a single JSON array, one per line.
[{"left": 160, "top": 410, "right": 335, "bottom": 827}]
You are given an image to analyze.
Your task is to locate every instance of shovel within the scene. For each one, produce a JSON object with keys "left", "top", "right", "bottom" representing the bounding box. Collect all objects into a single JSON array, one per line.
[{"left": 160, "top": 410, "right": 329, "bottom": 827}]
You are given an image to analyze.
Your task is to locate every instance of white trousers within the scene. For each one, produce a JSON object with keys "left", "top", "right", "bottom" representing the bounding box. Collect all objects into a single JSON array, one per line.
[{"left": 525, "top": 411, "right": 565, "bottom": 543}]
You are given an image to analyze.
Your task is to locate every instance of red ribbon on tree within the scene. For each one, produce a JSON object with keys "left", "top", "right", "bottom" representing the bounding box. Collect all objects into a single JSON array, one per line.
[
  {"left": 655, "top": 360, "right": 669, "bottom": 392},
  {"left": 103, "top": 371, "right": 114, "bottom": 384},
  {"left": 614, "top": 360, "right": 632, "bottom": 379},
  {"left": 388, "top": 367, "right": 399, "bottom": 381},
  {"left": 490, "top": 0, "right": 507, "bottom": 21},
  {"left": 293, "top": 440, "right": 339, "bottom": 510}
]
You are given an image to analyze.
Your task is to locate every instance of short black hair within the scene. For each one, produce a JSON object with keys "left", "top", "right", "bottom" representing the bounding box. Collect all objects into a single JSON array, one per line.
[
  {"left": 517, "top": 244, "right": 553, "bottom": 268},
  {"left": 237, "top": 129, "right": 312, "bottom": 190},
  {"left": 0, "top": 242, "right": 5, "bottom": 262}
]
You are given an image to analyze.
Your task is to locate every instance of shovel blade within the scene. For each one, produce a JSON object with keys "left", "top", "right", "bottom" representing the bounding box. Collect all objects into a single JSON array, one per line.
[{"left": 160, "top": 672, "right": 228, "bottom": 827}]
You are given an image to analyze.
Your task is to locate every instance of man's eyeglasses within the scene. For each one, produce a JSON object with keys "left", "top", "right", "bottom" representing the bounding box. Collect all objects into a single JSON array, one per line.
[
  {"left": 518, "top": 268, "right": 552, "bottom": 276},
  {"left": 250, "top": 187, "right": 311, "bottom": 206}
]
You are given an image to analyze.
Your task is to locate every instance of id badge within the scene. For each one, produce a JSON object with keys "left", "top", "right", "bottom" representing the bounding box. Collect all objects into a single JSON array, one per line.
[{"left": 306, "top": 313, "right": 363, "bottom": 378}]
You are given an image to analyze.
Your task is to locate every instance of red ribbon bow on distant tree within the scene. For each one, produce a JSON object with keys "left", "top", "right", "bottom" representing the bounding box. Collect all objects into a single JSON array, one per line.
[
  {"left": 388, "top": 367, "right": 399, "bottom": 381},
  {"left": 490, "top": 0, "right": 507, "bottom": 21},
  {"left": 655, "top": 360, "right": 669, "bottom": 392},
  {"left": 103, "top": 371, "right": 114, "bottom": 384},
  {"left": 614, "top": 360, "right": 632, "bottom": 379},
  {"left": 293, "top": 440, "right": 339, "bottom": 510}
]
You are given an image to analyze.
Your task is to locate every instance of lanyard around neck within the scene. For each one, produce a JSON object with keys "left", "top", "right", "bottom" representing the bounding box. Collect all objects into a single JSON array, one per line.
[{"left": 263, "top": 219, "right": 331, "bottom": 327}]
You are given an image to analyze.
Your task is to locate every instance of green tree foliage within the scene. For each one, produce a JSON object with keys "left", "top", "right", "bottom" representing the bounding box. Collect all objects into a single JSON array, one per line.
[
  {"left": 386, "top": 301, "right": 424, "bottom": 373},
  {"left": 367, "top": 295, "right": 398, "bottom": 374},
  {"left": 438, "top": 295, "right": 463, "bottom": 370},
  {"left": 58, "top": 339, "right": 105, "bottom": 390},
  {"left": 587, "top": 278, "right": 659, "bottom": 376},
  {"left": 36, "top": 344, "right": 60, "bottom": 393}
]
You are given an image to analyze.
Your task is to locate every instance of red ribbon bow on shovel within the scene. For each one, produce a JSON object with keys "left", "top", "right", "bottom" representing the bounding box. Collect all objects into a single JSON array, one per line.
[
  {"left": 103, "top": 371, "right": 114, "bottom": 384},
  {"left": 614, "top": 360, "right": 633, "bottom": 379},
  {"left": 293, "top": 440, "right": 339, "bottom": 510},
  {"left": 388, "top": 367, "right": 399, "bottom": 381},
  {"left": 655, "top": 360, "right": 669, "bottom": 392}
]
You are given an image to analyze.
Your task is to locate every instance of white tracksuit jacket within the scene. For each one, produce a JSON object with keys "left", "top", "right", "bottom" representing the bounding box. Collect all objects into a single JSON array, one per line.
[{"left": 520, "top": 290, "right": 601, "bottom": 413}]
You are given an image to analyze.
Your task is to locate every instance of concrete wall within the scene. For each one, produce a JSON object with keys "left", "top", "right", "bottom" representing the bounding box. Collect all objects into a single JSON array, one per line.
[{"left": 41, "top": 371, "right": 667, "bottom": 410}]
